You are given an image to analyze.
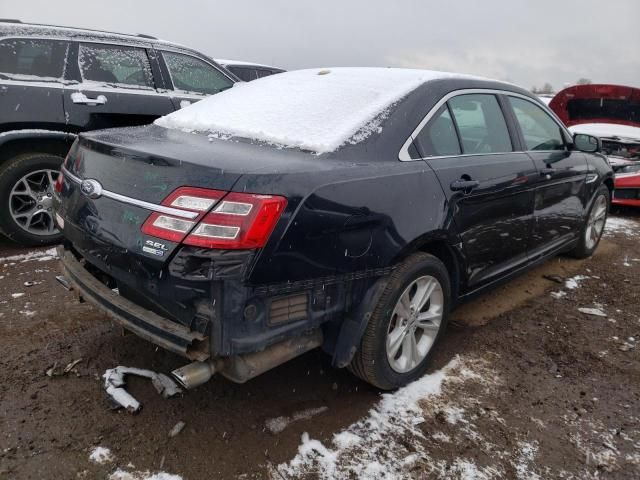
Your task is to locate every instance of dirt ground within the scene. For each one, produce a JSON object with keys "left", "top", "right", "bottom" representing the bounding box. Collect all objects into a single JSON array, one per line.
[{"left": 0, "top": 209, "right": 639, "bottom": 480}]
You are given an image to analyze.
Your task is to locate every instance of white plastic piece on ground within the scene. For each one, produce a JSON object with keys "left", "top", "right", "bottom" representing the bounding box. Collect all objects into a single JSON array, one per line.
[
  {"left": 565, "top": 275, "right": 589, "bottom": 290},
  {"left": 103, "top": 367, "right": 182, "bottom": 413},
  {"left": 89, "top": 446, "right": 114, "bottom": 464},
  {"left": 578, "top": 307, "right": 607, "bottom": 317},
  {"left": 155, "top": 68, "right": 481, "bottom": 154},
  {"left": 108, "top": 469, "right": 183, "bottom": 480},
  {"left": 265, "top": 406, "right": 329, "bottom": 434},
  {"left": 568, "top": 123, "right": 640, "bottom": 141}
]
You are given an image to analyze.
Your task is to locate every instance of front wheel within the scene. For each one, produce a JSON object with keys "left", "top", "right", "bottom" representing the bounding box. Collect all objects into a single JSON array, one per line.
[
  {"left": 569, "top": 185, "right": 610, "bottom": 259},
  {"left": 0, "top": 153, "right": 64, "bottom": 246},
  {"left": 348, "top": 252, "right": 451, "bottom": 390}
]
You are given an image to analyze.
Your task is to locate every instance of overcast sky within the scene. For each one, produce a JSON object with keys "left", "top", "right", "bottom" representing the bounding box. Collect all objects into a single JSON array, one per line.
[{"left": 1, "top": 0, "right": 639, "bottom": 90}]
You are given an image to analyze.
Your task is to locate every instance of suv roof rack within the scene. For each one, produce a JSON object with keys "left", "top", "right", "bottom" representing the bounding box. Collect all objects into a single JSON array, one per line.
[{"left": 0, "top": 20, "right": 159, "bottom": 41}]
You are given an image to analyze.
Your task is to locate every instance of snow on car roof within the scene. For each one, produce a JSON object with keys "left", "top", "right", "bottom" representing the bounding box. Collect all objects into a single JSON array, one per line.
[
  {"left": 155, "top": 67, "right": 475, "bottom": 154},
  {"left": 568, "top": 123, "right": 640, "bottom": 141}
]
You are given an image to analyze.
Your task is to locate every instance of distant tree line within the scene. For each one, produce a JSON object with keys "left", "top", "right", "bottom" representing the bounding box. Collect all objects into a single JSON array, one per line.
[{"left": 531, "top": 78, "right": 592, "bottom": 94}]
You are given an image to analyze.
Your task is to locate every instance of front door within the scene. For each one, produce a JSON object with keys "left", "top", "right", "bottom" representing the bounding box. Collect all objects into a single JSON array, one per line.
[
  {"left": 413, "top": 93, "right": 538, "bottom": 290},
  {"left": 505, "top": 96, "right": 588, "bottom": 259},
  {"left": 63, "top": 42, "right": 174, "bottom": 132}
]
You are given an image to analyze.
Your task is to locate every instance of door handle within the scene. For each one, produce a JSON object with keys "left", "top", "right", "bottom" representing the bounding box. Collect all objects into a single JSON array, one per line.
[
  {"left": 540, "top": 167, "right": 556, "bottom": 176},
  {"left": 71, "top": 92, "right": 108, "bottom": 106},
  {"left": 450, "top": 179, "right": 480, "bottom": 192}
]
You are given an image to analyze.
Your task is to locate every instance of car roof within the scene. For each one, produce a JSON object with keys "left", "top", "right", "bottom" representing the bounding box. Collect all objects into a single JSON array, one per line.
[{"left": 0, "top": 20, "right": 198, "bottom": 54}]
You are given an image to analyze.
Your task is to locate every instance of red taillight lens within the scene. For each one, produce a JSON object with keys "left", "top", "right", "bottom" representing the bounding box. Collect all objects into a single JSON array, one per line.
[
  {"left": 141, "top": 187, "right": 287, "bottom": 250},
  {"left": 185, "top": 192, "right": 287, "bottom": 249}
]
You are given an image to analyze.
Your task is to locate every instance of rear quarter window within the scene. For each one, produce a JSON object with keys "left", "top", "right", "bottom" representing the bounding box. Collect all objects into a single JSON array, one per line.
[
  {"left": 0, "top": 38, "right": 68, "bottom": 80},
  {"left": 163, "top": 52, "right": 234, "bottom": 94}
]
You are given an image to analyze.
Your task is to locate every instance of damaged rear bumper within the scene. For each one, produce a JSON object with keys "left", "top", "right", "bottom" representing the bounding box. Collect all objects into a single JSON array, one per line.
[{"left": 58, "top": 246, "right": 210, "bottom": 361}]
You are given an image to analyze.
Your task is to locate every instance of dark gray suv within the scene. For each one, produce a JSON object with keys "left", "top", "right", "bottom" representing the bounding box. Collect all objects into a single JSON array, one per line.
[{"left": 0, "top": 20, "right": 236, "bottom": 245}]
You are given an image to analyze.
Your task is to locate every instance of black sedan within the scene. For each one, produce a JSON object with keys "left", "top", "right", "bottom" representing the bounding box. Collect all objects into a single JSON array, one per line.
[{"left": 53, "top": 68, "right": 613, "bottom": 390}]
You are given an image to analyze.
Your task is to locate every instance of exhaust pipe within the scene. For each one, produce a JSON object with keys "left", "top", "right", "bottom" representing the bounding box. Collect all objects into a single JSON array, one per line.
[
  {"left": 172, "top": 329, "right": 322, "bottom": 389},
  {"left": 171, "top": 361, "right": 219, "bottom": 390}
]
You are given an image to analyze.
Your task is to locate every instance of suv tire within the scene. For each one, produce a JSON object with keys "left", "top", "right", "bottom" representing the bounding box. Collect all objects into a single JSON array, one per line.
[
  {"left": 349, "top": 252, "right": 451, "bottom": 390},
  {"left": 0, "top": 153, "right": 64, "bottom": 246}
]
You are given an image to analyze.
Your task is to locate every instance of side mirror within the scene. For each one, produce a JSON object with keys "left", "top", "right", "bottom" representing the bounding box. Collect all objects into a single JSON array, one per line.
[{"left": 573, "top": 133, "right": 601, "bottom": 153}]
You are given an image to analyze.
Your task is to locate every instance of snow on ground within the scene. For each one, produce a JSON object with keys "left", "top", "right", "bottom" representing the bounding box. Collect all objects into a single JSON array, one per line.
[
  {"left": 89, "top": 446, "right": 113, "bottom": 464},
  {"left": 156, "top": 68, "right": 477, "bottom": 154},
  {"left": 0, "top": 247, "right": 58, "bottom": 264},
  {"left": 605, "top": 216, "right": 640, "bottom": 238},
  {"left": 568, "top": 123, "right": 640, "bottom": 140},
  {"left": 565, "top": 275, "right": 589, "bottom": 290},
  {"left": 272, "top": 356, "right": 534, "bottom": 480}
]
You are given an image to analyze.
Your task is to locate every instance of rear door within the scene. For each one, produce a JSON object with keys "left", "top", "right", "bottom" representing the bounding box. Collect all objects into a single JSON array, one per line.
[
  {"left": 505, "top": 96, "right": 588, "bottom": 258},
  {"left": 0, "top": 37, "right": 68, "bottom": 130},
  {"left": 413, "top": 92, "right": 538, "bottom": 289},
  {"left": 158, "top": 50, "right": 235, "bottom": 110},
  {"left": 63, "top": 41, "right": 175, "bottom": 131}
]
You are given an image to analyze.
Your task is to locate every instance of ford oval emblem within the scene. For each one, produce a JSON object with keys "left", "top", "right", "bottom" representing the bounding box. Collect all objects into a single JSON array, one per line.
[{"left": 80, "top": 179, "right": 103, "bottom": 199}]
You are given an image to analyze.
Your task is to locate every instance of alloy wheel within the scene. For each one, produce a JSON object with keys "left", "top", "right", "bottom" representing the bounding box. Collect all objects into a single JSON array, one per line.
[
  {"left": 9, "top": 169, "right": 59, "bottom": 236},
  {"left": 585, "top": 194, "right": 607, "bottom": 250},
  {"left": 386, "top": 275, "right": 444, "bottom": 373}
]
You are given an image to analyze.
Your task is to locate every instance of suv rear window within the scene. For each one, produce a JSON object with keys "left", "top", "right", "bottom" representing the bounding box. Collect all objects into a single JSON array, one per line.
[
  {"left": 163, "top": 52, "right": 233, "bottom": 95},
  {"left": 0, "top": 38, "right": 67, "bottom": 80},
  {"left": 227, "top": 66, "right": 257, "bottom": 82},
  {"left": 78, "top": 43, "right": 153, "bottom": 88}
]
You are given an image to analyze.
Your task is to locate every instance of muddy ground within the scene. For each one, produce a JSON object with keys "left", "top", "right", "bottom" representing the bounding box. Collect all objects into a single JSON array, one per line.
[{"left": 0, "top": 209, "right": 639, "bottom": 480}]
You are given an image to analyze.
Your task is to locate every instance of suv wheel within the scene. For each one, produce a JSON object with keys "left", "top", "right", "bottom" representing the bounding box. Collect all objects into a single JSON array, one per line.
[
  {"left": 349, "top": 252, "right": 451, "bottom": 390},
  {"left": 569, "top": 185, "right": 610, "bottom": 259},
  {"left": 0, "top": 153, "right": 64, "bottom": 246}
]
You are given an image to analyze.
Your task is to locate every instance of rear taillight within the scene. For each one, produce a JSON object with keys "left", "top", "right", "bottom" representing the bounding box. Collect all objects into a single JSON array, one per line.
[{"left": 141, "top": 187, "right": 287, "bottom": 250}]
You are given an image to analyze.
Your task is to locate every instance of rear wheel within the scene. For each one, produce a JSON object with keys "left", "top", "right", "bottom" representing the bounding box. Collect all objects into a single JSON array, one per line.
[
  {"left": 0, "top": 153, "right": 64, "bottom": 246},
  {"left": 569, "top": 185, "right": 610, "bottom": 259},
  {"left": 349, "top": 253, "right": 451, "bottom": 390}
]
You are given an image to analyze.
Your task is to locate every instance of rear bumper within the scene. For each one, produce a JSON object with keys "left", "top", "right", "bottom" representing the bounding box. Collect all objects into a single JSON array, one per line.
[{"left": 58, "top": 246, "right": 210, "bottom": 361}]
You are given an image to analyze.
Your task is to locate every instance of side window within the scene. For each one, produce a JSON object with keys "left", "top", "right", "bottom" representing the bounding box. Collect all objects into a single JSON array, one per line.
[
  {"left": 78, "top": 43, "right": 153, "bottom": 88},
  {"left": 256, "top": 69, "right": 272, "bottom": 79},
  {"left": 414, "top": 105, "right": 461, "bottom": 157},
  {"left": 163, "top": 52, "right": 234, "bottom": 94},
  {"left": 509, "top": 97, "right": 565, "bottom": 151},
  {"left": 449, "top": 94, "right": 513, "bottom": 154},
  {"left": 0, "top": 38, "right": 68, "bottom": 80},
  {"left": 228, "top": 66, "right": 257, "bottom": 82}
]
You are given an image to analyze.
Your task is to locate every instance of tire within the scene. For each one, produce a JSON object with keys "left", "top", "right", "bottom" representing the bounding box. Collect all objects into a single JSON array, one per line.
[
  {"left": 0, "top": 153, "right": 64, "bottom": 246},
  {"left": 349, "top": 252, "right": 451, "bottom": 390},
  {"left": 569, "top": 185, "right": 610, "bottom": 259}
]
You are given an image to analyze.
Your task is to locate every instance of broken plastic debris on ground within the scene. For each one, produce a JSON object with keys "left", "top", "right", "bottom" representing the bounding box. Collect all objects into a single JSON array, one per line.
[{"left": 103, "top": 366, "right": 182, "bottom": 413}]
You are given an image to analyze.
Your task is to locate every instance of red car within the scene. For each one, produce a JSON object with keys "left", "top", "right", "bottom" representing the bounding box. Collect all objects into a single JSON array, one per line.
[{"left": 550, "top": 84, "right": 640, "bottom": 207}]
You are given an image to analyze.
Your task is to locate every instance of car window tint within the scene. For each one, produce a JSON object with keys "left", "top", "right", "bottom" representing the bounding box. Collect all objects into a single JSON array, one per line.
[
  {"left": 449, "top": 94, "right": 512, "bottom": 154},
  {"left": 228, "top": 66, "right": 257, "bottom": 82},
  {"left": 79, "top": 44, "right": 153, "bottom": 88},
  {"left": 164, "top": 52, "right": 233, "bottom": 94},
  {"left": 256, "top": 69, "right": 272, "bottom": 79},
  {"left": 0, "top": 38, "right": 67, "bottom": 80},
  {"left": 415, "top": 105, "right": 461, "bottom": 157},
  {"left": 509, "top": 97, "right": 565, "bottom": 151}
]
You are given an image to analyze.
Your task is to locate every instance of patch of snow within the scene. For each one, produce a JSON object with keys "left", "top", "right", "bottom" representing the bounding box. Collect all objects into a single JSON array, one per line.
[
  {"left": 89, "top": 446, "right": 113, "bottom": 464},
  {"left": 265, "top": 406, "right": 328, "bottom": 434},
  {"left": 156, "top": 68, "right": 479, "bottom": 154},
  {"left": 19, "top": 310, "right": 36, "bottom": 317},
  {"left": 214, "top": 58, "right": 280, "bottom": 69},
  {"left": 108, "top": 469, "right": 182, "bottom": 480},
  {"left": 569, "top": 123, "right": 640, "bottom": 141},
  {"left": 605, "top": 216, "right": 640, "bottom": 237},
  {"left": 551, "top": 290, "right": 567, "bottom": 299},
  {"left": 11, "top": 293, "right": 25, "bottom": 298},
  {"left": 0, "top": 247, "right": 58, "bottom": 263}
]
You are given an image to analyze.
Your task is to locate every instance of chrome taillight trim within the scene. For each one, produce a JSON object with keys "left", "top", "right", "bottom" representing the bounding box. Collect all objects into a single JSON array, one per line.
[{"left": 61, "top": 166, "right": 199, "bottom": 220}]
